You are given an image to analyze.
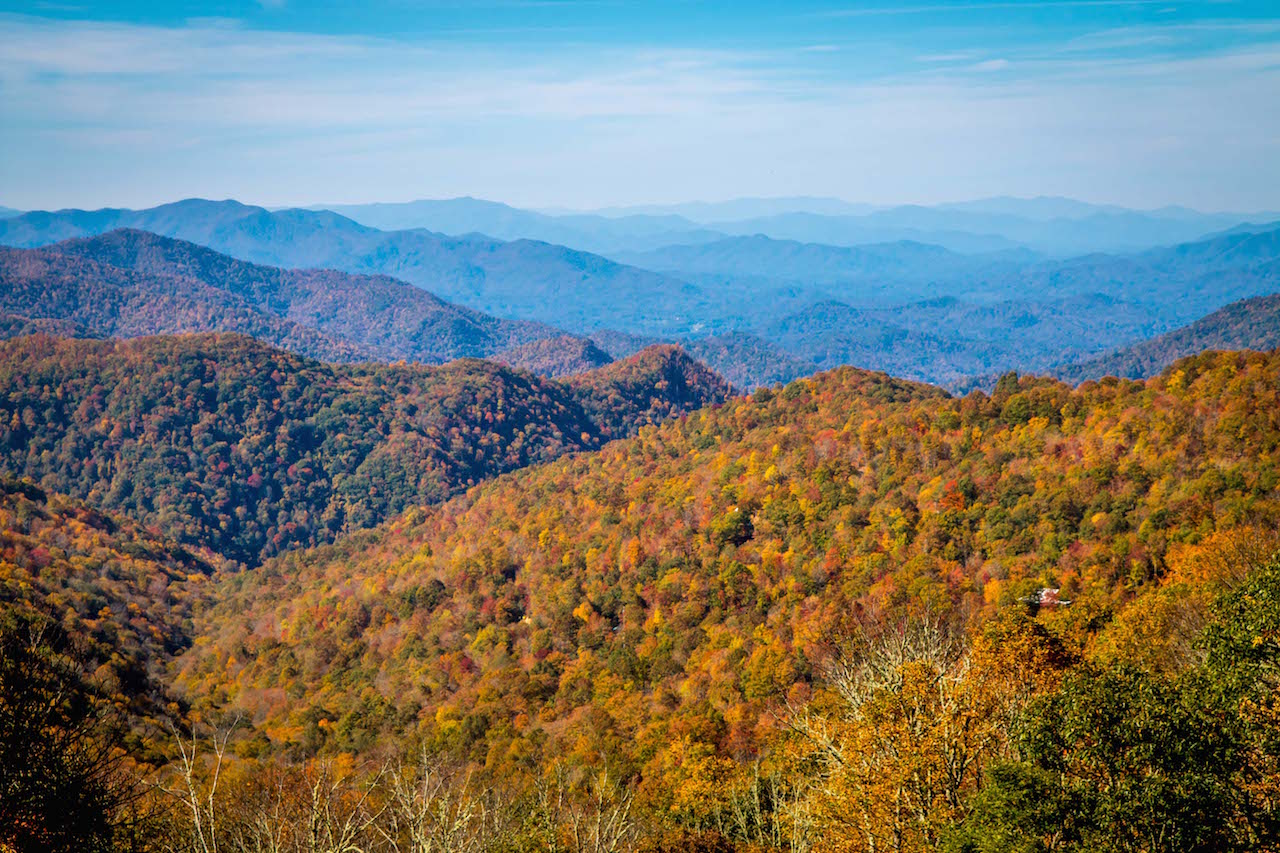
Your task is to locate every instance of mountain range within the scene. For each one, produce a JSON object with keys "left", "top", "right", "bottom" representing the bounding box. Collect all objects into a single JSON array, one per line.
[
  {"left": 1053, "top": 292, "right": 1280, "bottom": 384},
  {"left": 335, "top": 194, "right": 1279, "bottom": 256},
  {"left": 321, "top": 197, "right": 725, "bottom": 255},
  {"left": 4, "top": 198, "right": 1280, "bottom": 390},
  {"left": 4, "top": 194, "right": 1280, "bottom": 851},
  {"left": 0, "top": 200, "right": 702, "bottom": 335},
  {"left": 1, "top": 229, "right": 568, "bottom": 363}
]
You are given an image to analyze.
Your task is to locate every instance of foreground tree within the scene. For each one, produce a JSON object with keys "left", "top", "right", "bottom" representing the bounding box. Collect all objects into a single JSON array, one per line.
[
  {"left": 790, "top": 614, "right": 1073, "bottom": 853},
  {"left": 0, "top": 609, "right": 136, "bottom": 852},
  {"left": 952, "top": 554, "right": 1280, "bottom": 852}
]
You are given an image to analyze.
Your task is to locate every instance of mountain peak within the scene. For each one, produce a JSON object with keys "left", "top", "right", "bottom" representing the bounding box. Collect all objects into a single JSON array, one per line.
[
  {"left": 569, "top": 344, "right": 735, "bottom": 436},
  {"left": 494, "top": 334, "right": 614, "bottom": 378}
]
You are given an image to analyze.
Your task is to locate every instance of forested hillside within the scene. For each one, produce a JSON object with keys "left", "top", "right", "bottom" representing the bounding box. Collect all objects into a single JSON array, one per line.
[
  {"left": 495, "top": 334, "right": 614, "bottom": 378},
  {"left": 0, "top": 334, "right": 730, "bottom": 566},
  {"left": 567, "top": 344, "right": 739, "bottom": 437},
  {"left": 682, "top": 332, "right": 813, "bottom": 389},
  {"left": 6, "top": 229, "right": 564, "bottom": 363},
  {"left": 1055, "top": 292, "right": 1280, "bottom": 382},
  {"left": 0, "top": 476, "right": 216, "bottom": 726},
  {"left": 0, "top": 244, "right": 369, "bottom": 363},
  {"left": 4, "top": 201, "right": 1280, "bottom": 853},
  {"left": 164, "top": 348, "right": 1280, "bottom": 849}
]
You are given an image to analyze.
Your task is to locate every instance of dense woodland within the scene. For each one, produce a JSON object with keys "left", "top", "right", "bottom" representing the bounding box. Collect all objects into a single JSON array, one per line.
[
  {"left": 0, "top": 334, "right": 730, "bottom": 566},
  {"left": 4, "top": 336, "right": 1280, "bottom": 851},
  {"left": 495, "top": 336, "right": 615, "bottom": 379},
  {"left": 681, "top": 334, "right": 814, "bottom": 390}
]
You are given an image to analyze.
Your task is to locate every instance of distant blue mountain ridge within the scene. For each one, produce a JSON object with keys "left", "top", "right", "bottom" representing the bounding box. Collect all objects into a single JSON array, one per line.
[
  {"left": 324, "top": 194, "right": 1280, "bottom": 257},
  {"left": 2, "top": 197, "right": 1279, "bottom": 389}
]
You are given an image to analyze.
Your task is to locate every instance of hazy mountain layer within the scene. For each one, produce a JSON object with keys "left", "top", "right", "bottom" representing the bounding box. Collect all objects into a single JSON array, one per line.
[
  {"left": 6, "top": 201, "right": 1280, "bottom": 390},
  {"left": 0, "top": 200, "right": 709, "bottom": 336},
  {"left": 322, "top": 197, "right": 726, "bottom": 254},
  {"left": 37, "top": 229, "right": 558, "bottom": 362},
  {"left": 589, "top": 195, "right": 1275, "bottom": 255},
  {"left": 1054, "top": 293, "right": 1280, "bottom": 383}
]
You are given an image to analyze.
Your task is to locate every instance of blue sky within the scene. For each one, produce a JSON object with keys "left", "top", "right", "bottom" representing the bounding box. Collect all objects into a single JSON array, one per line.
[{"left": 1, "top": 0, "right": 1278, "bottom": 211}]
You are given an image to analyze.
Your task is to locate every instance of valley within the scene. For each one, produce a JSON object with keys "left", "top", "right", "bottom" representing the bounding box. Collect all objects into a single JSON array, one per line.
[
  {"left": 3, "top": 192, "right": 1280, "bottom": 853},
  {"left": 6, "top": 1, "right": 1280, "bottom": 848}
]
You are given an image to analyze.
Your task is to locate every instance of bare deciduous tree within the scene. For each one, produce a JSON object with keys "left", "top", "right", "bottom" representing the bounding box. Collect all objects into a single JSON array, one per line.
[{"left": 376, "top": 748, "right": 489, "bottom": 853}]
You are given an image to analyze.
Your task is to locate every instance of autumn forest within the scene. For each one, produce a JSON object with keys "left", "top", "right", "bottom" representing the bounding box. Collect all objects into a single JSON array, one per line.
[
  {"left": 2, "top": 299, "right": 1280, "bottom": 852},
  {"left": 4, "top": 13, "right": 1280, "bottom": 842}
]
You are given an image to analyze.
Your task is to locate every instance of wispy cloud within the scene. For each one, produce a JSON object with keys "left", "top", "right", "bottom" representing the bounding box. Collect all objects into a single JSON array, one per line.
[
  {"left": 0, "top": 9, "right": 1277, "bottom": 210},
  {"left": 916, "top": 51, "right": 983, "bottom": 62},
  {"left": 970, "top": 58, "right": 1011, "bottom": 71}
]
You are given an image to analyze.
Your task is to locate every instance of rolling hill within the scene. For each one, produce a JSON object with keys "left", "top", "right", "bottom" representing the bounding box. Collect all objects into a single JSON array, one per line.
[
  {"left": 566, "top": 343, "right": 739, "bottom": 437},
  {"left": 0, "top": 243, "right": 371, "bottom": 363},
  {"left": 756, "top": 294, "right": 1172, "bottom": 389},
  {"left": 614, "top": 234, "right": 964, "bottom": 281},
  {"left": 610, "top": 235, "right": 996, "bottom": 308},
  {"left": 0, "top": 333, "right": 731, "bottom": 566},
  {"left": 681, "top": 332, "right": 813, "bottom": 389},
  {"left": 762, "top": 300, "right": 993, "bottom": 385},
  {"left": 28, "top": 229, "right": 559, "bottom": 362},
  {"left": 167, "top": 348, "right": 1280, "bottom": 844},
  {"left": 991, "top": 228, "right": 1280, "bottom": 326},
  {"left": 493, "top": 334, "right": 614, "bottom": 378},
  {"left": 1054, "top": 292, "right": 1280, "bottom": 383}
]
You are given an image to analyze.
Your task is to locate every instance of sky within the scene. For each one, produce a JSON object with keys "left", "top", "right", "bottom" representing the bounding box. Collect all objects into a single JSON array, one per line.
[{"left": 1, "top": 0, "right": 1278, "bottom": 212}]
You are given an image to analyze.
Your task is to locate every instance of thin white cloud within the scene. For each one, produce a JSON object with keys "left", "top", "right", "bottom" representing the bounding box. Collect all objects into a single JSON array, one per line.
[
  {"left": 0, "top": 12, "right": 1277, "bottom": 210},
  {"left": 916, "top": 52, "right": 982, "bottom": 63}
]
